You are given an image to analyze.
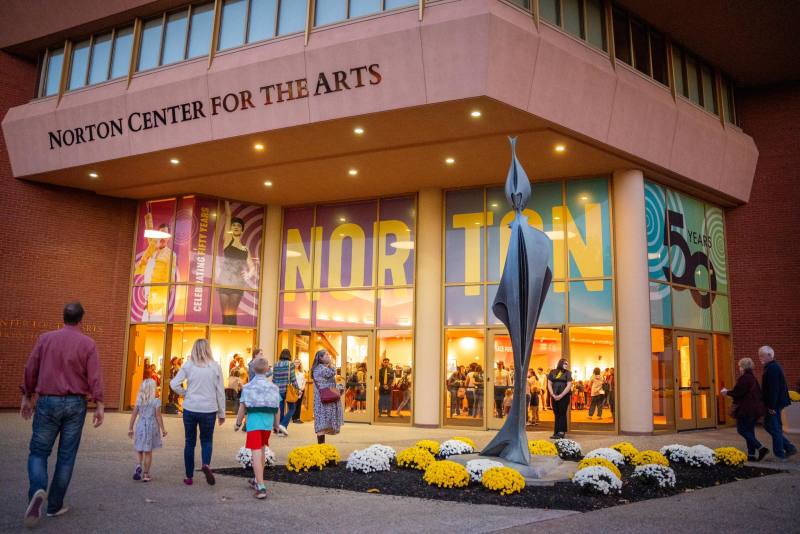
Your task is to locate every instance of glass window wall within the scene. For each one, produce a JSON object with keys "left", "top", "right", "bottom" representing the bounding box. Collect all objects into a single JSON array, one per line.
[
  {"left": 42, "top": 47, "right": 64, "bottom": 97},
  {"left": 110, "top": 26, "right": 134, "bottom": 79},
  {"left": 88, "top": 33, "right": 113, "bottom": 85},
  {"left": 68, "top": 39, "right": 91, "bottom": 90}
]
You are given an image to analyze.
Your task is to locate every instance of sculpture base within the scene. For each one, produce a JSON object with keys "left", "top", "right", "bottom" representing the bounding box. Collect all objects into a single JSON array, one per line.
[{"left": 449, "top": 454, "right": 574, "bottom": 486}]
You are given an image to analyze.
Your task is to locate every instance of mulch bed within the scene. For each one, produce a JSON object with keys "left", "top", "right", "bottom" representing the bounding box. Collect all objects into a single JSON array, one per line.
[{"left": 216, "top": 461, "right": 781, "bottom": 511}]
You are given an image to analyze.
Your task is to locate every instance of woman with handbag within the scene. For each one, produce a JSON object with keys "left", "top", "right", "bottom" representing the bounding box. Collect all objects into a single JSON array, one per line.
[
  {"left": 312, "top": 350, "right": 344, "bottom": 444},
  {"left": 721, "top": 358, "right": 769, "bottom": 461},
  {"left": 272, "top": 349, "right": 300, "bottom": 436}
]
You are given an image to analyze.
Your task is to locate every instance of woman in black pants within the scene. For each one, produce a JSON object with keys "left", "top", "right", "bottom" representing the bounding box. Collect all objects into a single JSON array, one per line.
[{"left": 547, "top": 359, "right": 573, "bottom": 439}]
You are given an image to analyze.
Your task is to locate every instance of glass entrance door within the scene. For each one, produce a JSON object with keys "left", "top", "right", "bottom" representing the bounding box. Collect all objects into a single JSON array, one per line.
[
  {"left": 675, "top": 333, "right": 716, "bottom": 430},
  {"left": 487, "top": 330, "right": 513, "bottom": 430},
  {"left": 343, "top": 332, "right": 373, "bottom": 423}
]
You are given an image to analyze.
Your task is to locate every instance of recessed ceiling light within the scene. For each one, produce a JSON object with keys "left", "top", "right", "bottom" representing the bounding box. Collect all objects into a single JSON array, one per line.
[
  {"left": 339, "top": 217, "right": 346, "bottom": 222},
  {"left": 470, "top": 110, "right": 482, "bottom": 118},
  {"left": 554, "top": 144, "right": 566, "bottom": 153},
  {"left": 554, "top": 216, "right": 561, "bottom": 220},
  {"left": 445, "top": 157, "right": 455, "bottom": 165},
  {"left": 88, "top": 172, "right": 99, "bottom": 179},
  {"left": 348, "top": 169, "right": 358, "bottom": 176},
  {"left": 353, "top": 127, "right": 364, "bottom": 135},
  {"left": 490, "top": 202, "right": 498, "bottom": 208},
  {"left": 254, "top": 143, "right": 265, "bottom": 151},
  {"left": 170, "top": 158, "right": 180, "bottom": 165},
  {"left": 263, "top": 180, "right": 273, "bottom": 187},
  {"left": 580, "top": 195, "right": 589, "bottom": 201}
]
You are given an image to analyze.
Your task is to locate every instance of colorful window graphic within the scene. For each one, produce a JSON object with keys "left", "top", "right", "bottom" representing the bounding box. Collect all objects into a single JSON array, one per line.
[
  {"left": 644, "top": 180, "right": 730, "bottom": 333},
  {"left": 278, "top": 196, "right": 415, "bottom": 329},
  {"left": 444, "top": 178, "right": 613, "bottom": 326}
]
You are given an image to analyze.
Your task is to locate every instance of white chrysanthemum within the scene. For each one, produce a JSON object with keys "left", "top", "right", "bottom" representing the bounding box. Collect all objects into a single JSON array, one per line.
[
  {"left": 554, "top": 438, "right": 582, "bottom": 459},
  {"left": 632, "top": 464, "right": 676, "bottom": 488},
  {"left": 439, "top": 439, "right": 475, "bottom": 458},
  {"left": 263, "top": 447, "right": 277, "bottom": 467},
  {"left": 572, "top": 466, "right": 623, "bottom": 494},
  {"left": 365, "top": 444, "right": 397, "bottom": 462},
  {"left": 346, "top": 448, "right": 391, "bottom": 473},
  {"left": 465, "top": 459, "right": 504, "bottom": 482},
  {"left": 659, "top": 444, "right": 691, "bottom": 464},
  {"left": 236, "top": 446, "right": 252, "bottom": 468},
  {"left": 585, "top": 447, "right": 625, "bottom": 466},
  {"left": 686, "top": 445, "right": 715, "bottom": 467}
]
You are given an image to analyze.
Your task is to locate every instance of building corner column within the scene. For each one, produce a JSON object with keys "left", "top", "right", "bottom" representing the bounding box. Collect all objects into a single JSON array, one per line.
[
  {"left": 414, "top": 188, "right": 443, "bottom": 427},
  {"left": 612, "top": 170, "right": 653, "bottom": 434},
  {"left": 258, "top": 204, "right": 282, "bottom": 365}
]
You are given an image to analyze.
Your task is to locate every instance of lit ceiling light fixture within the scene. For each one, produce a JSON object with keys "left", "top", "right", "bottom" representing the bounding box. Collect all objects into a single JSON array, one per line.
[
  {"left": 339, "top": 217, "right": 347, "bottom": 222},
  {"left": 470, "top": 110, "right": 482, "bottom": 118},
  {"left": 580, "top": 195, "right": 589, "bottom": 201},
  {"left": 254, "top": 143, "right": 265, "bottom": 151},
  {"left": 490, "top": 202, "right": 498, "bottom": 208},
  {"left": 390, "top": 241, "right": 415, "bottom": 250},
  {"left": 286, "top": 250, "right": 302, "bottom": 258},
  {"left": 144, "top": 229, "right": 172, "bottom": 239},
  {"left": 170, "top": 158, "right": 180, "bottom": 165},
  {"left": 263, "top": 180, "right": 273, "bottom": 187},
  {"left": 348, "top": 169, "right": 358, "bottom": 176},
  {"left": 353, "top": 127, "right": 364, "bottom": 135},
  {"left": 445, "top": 157, "right": 455, "bottom": 165},
  {"left": 554, "top": 144, "right": 566, "bottom": 153},
  {"left": 88, "top": 172, "right": 99, "bottom": 179}
]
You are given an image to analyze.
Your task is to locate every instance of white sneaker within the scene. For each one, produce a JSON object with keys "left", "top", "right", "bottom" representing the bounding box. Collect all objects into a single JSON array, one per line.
[
  {"left": 23, "top": 489, "right": 47, "bottom": 528},
  {"left": 47, "top": 506, "right": 69, "bottom": 518},
  {"left": 278, "top": 425, "right": 288, "bottom": 436}
]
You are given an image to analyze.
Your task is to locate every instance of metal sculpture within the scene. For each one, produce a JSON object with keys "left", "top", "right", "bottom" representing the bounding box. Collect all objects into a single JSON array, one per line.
[{"left": 481, "top": 137, "right": 553, "bottom": 465}]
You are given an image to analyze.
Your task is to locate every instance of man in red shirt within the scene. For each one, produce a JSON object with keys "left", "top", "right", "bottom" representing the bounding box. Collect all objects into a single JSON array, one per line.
[{"left": 20, "top": 302, "right": 105, "bottom": 528}]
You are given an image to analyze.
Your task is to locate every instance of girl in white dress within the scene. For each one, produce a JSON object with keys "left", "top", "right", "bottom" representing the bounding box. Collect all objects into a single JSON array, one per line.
[{"left": 128, "top": 378, "right": 167, "bottom": 482}]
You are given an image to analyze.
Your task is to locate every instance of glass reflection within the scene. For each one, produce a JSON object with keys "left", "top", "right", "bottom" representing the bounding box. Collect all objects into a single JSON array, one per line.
[
  {"left": 444, "top": 330, "right": 484, "bottom": 427},
  {"left": 568, "top": 326, "right": 615, "bottom": 426},
  {"left": 375, "top": 330, "right": 413, "bottom": 423},
  {"left": 651, "top": 328, "right": 674, "bottom": 428}
]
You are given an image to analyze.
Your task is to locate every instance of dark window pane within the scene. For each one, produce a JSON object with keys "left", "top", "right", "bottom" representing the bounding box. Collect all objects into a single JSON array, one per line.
[
  {"left": 315, "top": 0, "right": 346, "bottom": 26},
  {"left": 612, "top": 8, "right": 630, "bottom": 64},
  {"left": 585, "top": 0, "right": 605, "bottom": 50},
  {"left": 218, "top": 0, "right": 247, "bottom": 50},
  {"left": 278, "top": 0, "right": 305, "bottom": 35},
  {"left": 162, "top": 10, "right": 188, "bottom": 65},
  {"left": 650, "top": 31, "right": 667, "bottom": 85},
  {"left": 385, "top": 0, "right": 416, "bottom": 8},
  {"left": 350, "top": 0, "right": 382, "bottom": 18},
  {"left": 722, "top": 79, "right": 735, "bottom": 124},
  {"left": 138, "top": 18, "right": 163, "bottom": 70},
  {"left": 631, "top": 19, "right": 650, "bottom": 75},
  {"left": 248, "top": 0, "right": 277, "bottom": 42},
  {"left": 110, "top": 26, "right": 133, "bottom": 79},
  {"left": 686, "top": 54, "right": 700, "bottom": 105},
  {"left": 44, "top": 48, "right": 64, "bottom": 96},
  {"left": 701, "top": 64, "right": 717, "bottom": 114},
  {"left": 671, "top": 46, "right": 685, "bottom": 96},
  {"left": 188, "top": 3, "right": 214, "bottom": 57},
  {"left": 563, "top": 0, "right": 582, "bottom": 37},
  {"left": 539, "top": 0, "right": 559, "bottom": 25},
  {"left": 68, "top": 39, "right": 91, "bottom": 90},
  {"left": 88, "top": 32, "right": 112, "bottom": 85}
]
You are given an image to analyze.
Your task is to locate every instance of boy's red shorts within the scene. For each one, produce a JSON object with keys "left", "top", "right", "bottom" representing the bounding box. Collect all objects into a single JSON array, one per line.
[{"left": 245, "top": 430, "right": 271, "bottom": 449}]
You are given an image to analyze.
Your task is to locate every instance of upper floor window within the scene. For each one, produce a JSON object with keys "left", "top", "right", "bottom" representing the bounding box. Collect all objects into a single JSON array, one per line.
[
  {"left": 672, "top": 44, "right": 719, "bottom": 116},
  {"left": 138, "top": 3, "right": 214, "bottom": 72},
  {"left": 538, "top": 0, "right": 607, "bottom": 51},
  {"left": 314, "top": 0, "right": 416, "bottom": 28},
  {"left": 218, "top": 0, "right": 305, "bottom": 51},
  {"left": 612, "top": 7, "right": 667, "bottom": 85},
  {"left": 41, "top": 47, "right": 64, "bottom": 97},
  {"left": 720, "top": 76, "right": 737, "bottom": 125}
]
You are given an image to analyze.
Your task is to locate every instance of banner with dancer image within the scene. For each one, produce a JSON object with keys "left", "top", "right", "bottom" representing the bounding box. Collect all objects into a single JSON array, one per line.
[{"left": 131, "top": 198, "right": 176, "bottom": 323}]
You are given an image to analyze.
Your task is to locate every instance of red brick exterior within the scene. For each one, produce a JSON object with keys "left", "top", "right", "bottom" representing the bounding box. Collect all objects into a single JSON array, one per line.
[
  {"left": 727, "top": 82, "right": 800, "bottom": 390},
  {"left": 0, "top": 51, "right": 136, "bottom": 409}
]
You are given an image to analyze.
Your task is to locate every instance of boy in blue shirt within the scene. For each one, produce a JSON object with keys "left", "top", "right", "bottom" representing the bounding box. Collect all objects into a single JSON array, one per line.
[{"left": 235, "top": 358, "right": 280, "bottom": 499}]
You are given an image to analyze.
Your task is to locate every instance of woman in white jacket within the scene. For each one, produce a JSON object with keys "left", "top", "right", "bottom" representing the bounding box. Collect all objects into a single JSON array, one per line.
[{"left": 170, "top": 339, "right": 226, "bottom": 486}]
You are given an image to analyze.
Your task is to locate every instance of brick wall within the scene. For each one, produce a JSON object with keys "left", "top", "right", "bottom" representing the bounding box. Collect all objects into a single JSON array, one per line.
[
  {"left": 0, "top": 51, "right": 136, "bottom": 409},
  {"left": 727, "top": 82, "right": 800, "bottom": 390}
]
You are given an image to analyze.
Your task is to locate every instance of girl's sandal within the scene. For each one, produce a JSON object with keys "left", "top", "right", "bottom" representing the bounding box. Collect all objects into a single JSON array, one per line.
[{"left": 142, "top": 473, "right": 152, "bottom": 482}]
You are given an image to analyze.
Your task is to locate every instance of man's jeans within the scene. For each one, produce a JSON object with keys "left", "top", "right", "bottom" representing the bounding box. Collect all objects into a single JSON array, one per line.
[
  {"left": 279, "top": 391, "right": 296, "bottom": 428},
  {"left": 764, "top": 408, "right": 797, "bottom": 458},
  {"left": 182, "top": 410, "right": 217, "bottom": 479},
  {"left": 736, "top": 416, "right": 763, "bottom": 456},
  {"left": 28, "top": 395, "right": 87, "bottom": 514}
]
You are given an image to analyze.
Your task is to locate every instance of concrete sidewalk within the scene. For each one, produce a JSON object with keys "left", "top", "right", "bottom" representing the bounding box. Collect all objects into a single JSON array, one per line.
[{"left": 0, "top": 412, "right": 796, "bottom": 533}]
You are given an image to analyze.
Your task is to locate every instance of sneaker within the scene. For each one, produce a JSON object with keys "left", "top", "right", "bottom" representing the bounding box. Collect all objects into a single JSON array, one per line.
[
  {"left": 254, "top": 484, "right": 267, "bottom": 500},
  {"left": 201, "top": 465, "right": 216, "bottom": 485},
  {"left": 183, "top": 478, "right": 193, "bottom": 485},
  {"left": 23, "top": 489, "right": 47, "bottom": 528},
  {"left": 133, "top": 464, "right": 142, "bottom": 481},
  {"left": 747, "top": 455, "right": 757, "bottom": 462},
  {"left": 248, "top": 477, "right": 258, "bottom": 490},
  {"left": 758, "top": 447, "right": 769, "bottom": 461},
  {"left": 278, "top": 425, "right": 289, "bottom": 436},
  {"left": 47, "top": 507, "right": 69, "bottom": 518},
  {"left": 293, "top": 420, "right": 304, "bottom": 424}
]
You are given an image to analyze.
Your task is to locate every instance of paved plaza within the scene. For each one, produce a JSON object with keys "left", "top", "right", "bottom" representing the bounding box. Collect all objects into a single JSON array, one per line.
[{"left": 0, "top": 412, "right": 797, "bottom": 533}]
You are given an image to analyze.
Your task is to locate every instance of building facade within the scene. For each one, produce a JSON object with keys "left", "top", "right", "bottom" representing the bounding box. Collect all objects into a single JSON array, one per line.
[{"left": 1, "top": 0, "right": 797, "bottom": 434}]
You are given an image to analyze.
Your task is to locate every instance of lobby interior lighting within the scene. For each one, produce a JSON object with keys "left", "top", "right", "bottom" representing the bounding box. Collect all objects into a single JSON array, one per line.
[
  {"left": 170, "top": 158, "right": 180, "bottom": 165},
  {"left": 390, "top": 240, "right": 415, "bottom": 250},
  {"left": 445, "top": 157, "right": 455, "bottom": 165},
  {"left": 144, "top": 228, "right": 172, "bottom": 239},
  {"left": 348, "top": 168, "right": 358, "bottom": 176},
  {"left": 254, "top": 143, "right": 265, "bottom": 151},
  {"left": 470, "top": 110, "right": 482, "bottom": 118},
  {"left": 88, "top": 172, "right": 99, "bottom": 179},
  {"left": 263, "top": 180, "right": 273, "bottom": 187},
  {"left": 353, "top": 127, "right": 364, "bottom": 135},
  {"left": 554, "top": 144, "right": 566, "bottom": 153}
]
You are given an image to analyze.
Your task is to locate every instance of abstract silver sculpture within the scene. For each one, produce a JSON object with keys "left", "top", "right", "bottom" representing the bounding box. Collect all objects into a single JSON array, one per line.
[{"left": 480, "top": 137, "right": 553, "bottom": 466}]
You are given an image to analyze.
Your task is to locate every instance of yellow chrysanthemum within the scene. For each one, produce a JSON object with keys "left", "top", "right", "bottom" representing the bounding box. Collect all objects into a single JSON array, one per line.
[
  {"left": 415, "top": 440, "right": 440, "bottom": 455},
  {"left": 528, "top": 440, "right": 558, "bottom": 456},
  {"left": 423, "top": 460, "right": 470, "bottom": 488},
  {"left": 714, "top": 447, "right": 747, "bottom": 467},
  {"left": 611, "top": 441, "right": 639, "bottom": 463},
  {"left": 631, "top": 450, "right": 670, "bottom": 467},
  {"left": 481, "top": 467, "right": 526, "bottom": 495},
  {"left": 453, "top": 436, "right": 477, "bottom": 449},
  {"left": 287, "top": 445, "right": 328, "bottom": 472},
  {"left": 577, "top": 457, "right": 622, "bottom": 479},
  {"left": 397, "top": 446, "right": 436, "bottom": 470}
]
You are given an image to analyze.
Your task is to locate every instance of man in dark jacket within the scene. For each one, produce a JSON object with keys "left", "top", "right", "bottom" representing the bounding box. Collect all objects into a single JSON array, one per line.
[{"left": 759, "top": 346, "right": 797, "bottom": 460}]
